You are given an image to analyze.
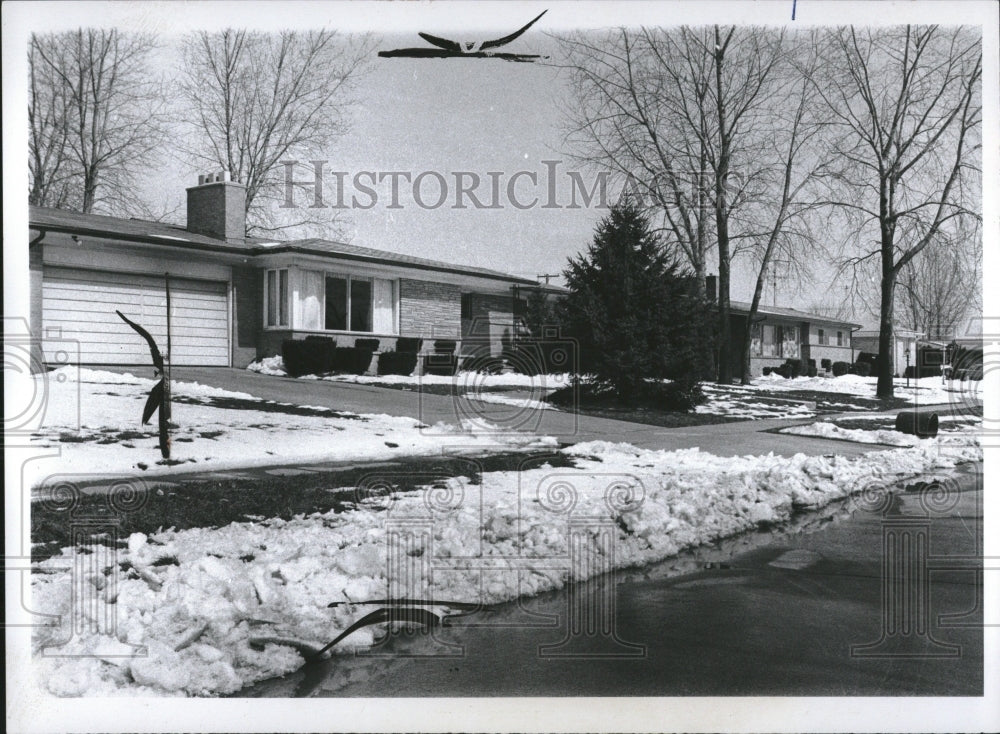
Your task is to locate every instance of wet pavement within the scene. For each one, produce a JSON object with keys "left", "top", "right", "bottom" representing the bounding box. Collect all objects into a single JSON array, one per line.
[{"left": 240, "top": 463, "right": 984, "bottom": 697}]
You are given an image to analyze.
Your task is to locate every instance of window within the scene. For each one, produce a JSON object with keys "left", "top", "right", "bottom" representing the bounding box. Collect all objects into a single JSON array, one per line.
[
  {"left": 817, "top": 328, "right": 826, "bottom": 345},
  {"left": 325, "top": 276, "right": 348, "bottom": 330},
  {"left": 837, "top": 331, "right": 844, "bottom": 346},
  {"left": 782, "top": 325, "right": 800, "bottom": 358},
  {"left": 323, "top": 274, "right": 395, "bottom": 333},
  {"left": 350, "top": 278, "right": 372, "bottom": 331},
  {"left": 265, "top": 269, "right": 288, "bottom": 327},
  {"left": 761, "top": 324, "right": 777, "bottom": 357},
  {"left": 750, "top": 322, "right": 763, "bottom": 357}
]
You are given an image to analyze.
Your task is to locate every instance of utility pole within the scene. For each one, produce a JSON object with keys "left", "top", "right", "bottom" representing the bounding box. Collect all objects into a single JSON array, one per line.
[{"left": 537, "top": 274, "right": 559, "bottom": 285}]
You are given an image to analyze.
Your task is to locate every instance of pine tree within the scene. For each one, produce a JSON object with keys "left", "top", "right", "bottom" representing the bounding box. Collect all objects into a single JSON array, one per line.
[{"left": 559, "top": 203, "right": 714, "bottom": 407}]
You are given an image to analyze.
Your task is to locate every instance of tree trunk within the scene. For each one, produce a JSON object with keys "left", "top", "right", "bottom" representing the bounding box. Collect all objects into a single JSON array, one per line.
[
  {"left": 876, "top": 242, "right": 896, "bottom": 399},
  {"left": 713, "top": 27, "right": 733, "bottom": 385}
]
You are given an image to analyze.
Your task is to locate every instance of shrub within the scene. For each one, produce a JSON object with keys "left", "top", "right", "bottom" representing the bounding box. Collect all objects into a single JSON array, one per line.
[
  {"left": 762, "top": 367, "right": 772, "bottom": 376},
  {"left": 282, "top": 338, "right": 336, "bottom": 376},
  {"left": 831, "top": 361, "right": 850, "bottom": 377},
  {"left": 377, "top": 351, "right": 419, "bottom": 376},
  {"left": 784, "top": 359, "right": 803, "bottom": 378},
  {"left": 905, "top": 365, "right": 942, "bottom": 379},
  {"left": 424, "top": 340, "right": 460, "bottom": 377},
  {"left": 377, "top": 337, "right": 423, "bottom": 376},
  {"left": 331, "top": 346, "right": 375, "bottom": 375},
  {"left": 821, "top": 358, "right": 832, "bottom": 370},
  {"left": 354, "top": 338, "right": 380, "bottom": 352},
  {"left": 851, "top": 361, "right": 872, "bottom": 377},
  {"left": 808, "top": 358, "right": 816, "bottom": 368},
  {"left": 807, "top": 366, "right": 818, "bottom": 377},
  {"left": 396, "top": 337, "right": 423, "bottom": 353}
]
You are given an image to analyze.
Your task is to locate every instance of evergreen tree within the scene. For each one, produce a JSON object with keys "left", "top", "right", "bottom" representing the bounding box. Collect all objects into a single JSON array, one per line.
[{"left": 559, "top": 203, "right": 714, "bottom": 407}]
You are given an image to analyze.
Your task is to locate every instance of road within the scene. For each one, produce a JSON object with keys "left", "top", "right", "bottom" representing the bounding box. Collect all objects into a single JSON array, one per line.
[{"left": 240, "top": 463, "right": 983, "bottom": 697}]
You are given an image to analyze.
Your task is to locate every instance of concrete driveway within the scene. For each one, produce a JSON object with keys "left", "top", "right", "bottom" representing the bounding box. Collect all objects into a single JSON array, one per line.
[{"left": 160, "top": 367, "right": 928, "bottom": 458}]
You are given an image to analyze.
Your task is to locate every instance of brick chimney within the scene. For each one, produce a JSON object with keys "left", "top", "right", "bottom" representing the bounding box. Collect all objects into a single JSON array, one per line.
[{"left": 186, "top": 171, "right": 246, "bottom": 242}]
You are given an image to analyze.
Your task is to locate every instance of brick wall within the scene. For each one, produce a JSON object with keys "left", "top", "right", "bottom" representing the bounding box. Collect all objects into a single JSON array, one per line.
[
  {"left": 232, "top": 265, "right": 260, "bottom": 367},
  {"left": 399, "top": 278, "right": 462, "bottom": 340}
]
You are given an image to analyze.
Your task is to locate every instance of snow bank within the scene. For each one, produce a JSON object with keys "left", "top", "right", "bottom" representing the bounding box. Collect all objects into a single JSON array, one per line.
[
  {"left": 31, "top": 433, "right": 980, "bottom": 697},
  {"left": 28, "top": 368, "right": 557, "bottom": 486},
  {"left": 246, "top": 356, "right": 287, "bottom": 376},
  {"left": 780, "top": 421, "right": 920, "bottom": 447}
]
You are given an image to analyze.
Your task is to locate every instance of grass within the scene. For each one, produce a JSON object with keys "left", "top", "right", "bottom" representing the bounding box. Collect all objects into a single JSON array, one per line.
[
  {"left": 546, "top": 381, "right": 740, "bottom": 429},
  {"left": 30, "top": 450, "right": 577, "bottom": 562}
]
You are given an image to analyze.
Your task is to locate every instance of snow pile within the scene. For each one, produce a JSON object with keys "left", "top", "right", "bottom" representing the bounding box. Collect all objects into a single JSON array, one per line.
[
  {"left": 246, "top": 356, "right": 287, "bottom": 376},
  {"left": 28, "top": 368, "right": 558, "bottom": 486},
  {"left": 780, "top": 421, "right": 921, "bottom": 447},
  {"left": 32, "top": 434, "right": 980, "bottom": 697}
]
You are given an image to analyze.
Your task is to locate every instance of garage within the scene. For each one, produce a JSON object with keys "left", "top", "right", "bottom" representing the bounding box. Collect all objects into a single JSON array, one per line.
[{"left": 42, "top": 267, "right": 230, "bottom": 366}]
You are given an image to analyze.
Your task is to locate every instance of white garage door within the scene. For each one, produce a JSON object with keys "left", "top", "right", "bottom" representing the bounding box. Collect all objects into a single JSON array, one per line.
[{"left": 42, "top": 267, "right": 230, "bottom": 366}]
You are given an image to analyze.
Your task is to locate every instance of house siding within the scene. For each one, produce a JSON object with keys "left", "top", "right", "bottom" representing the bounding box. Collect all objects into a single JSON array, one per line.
[
  {"left": 30, "top": 241, "right": 45, "bottom": 371},
  {"left": 399, "top": 278, "right": 462, "bottom": 340},
  {"left": 805, "top": 324, "right": 854, "bottom": 368}
]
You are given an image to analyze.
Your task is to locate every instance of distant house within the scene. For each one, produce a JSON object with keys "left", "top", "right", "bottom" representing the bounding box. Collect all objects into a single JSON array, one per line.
[
  {"left": 853, "top": 328, "right": 923, "bottom": 377},
  {"left": 28, "top": 173, "right": 554, "bottom": 370},
  {"left": 706, "top": 277, "right": 861, "bottom": 377}
]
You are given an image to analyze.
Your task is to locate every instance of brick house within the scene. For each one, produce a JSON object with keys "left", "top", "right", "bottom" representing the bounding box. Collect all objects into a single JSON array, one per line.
[{"left": 28, "top": 173, "right": 552, "bottom": 370}]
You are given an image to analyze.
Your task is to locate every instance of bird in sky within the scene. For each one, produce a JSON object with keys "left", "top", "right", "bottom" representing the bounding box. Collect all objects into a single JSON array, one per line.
[{"left": 379, "top": 10, "right": 549, "bottom": 62}]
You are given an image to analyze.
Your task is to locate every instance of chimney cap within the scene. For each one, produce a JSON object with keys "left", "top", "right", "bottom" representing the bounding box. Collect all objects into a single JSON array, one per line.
[{"left": 197, "top": 171, "right": 234, "bottom": 185}]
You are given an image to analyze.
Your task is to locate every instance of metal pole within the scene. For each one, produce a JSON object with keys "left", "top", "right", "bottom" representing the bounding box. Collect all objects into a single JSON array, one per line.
[{"left": 164, "top": 273, "right": 172, "bottom": 449}]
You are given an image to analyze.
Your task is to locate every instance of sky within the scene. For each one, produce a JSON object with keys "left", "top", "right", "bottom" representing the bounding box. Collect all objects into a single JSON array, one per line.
[
  {"left": 12, "top": 1, "right": 995, "bottom": 330},
  {"left": 144, "top": 25, "right": 841, "bottom": 311}
]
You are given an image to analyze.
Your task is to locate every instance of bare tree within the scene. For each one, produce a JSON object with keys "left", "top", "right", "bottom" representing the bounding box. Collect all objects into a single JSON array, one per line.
[
  {"left": 178, "top": 29, "right": 372, "bottom": 236},
  {"left": 29, "top": 37, "right": 74, "bottom": 208},
  {"left": 557, "top": 26, "right": 817, "bottom": 384},
  {"left": 817, "top": 26, "right": 981, "bottom": 397},
  {"left": 29, "top": 29, "right": 167, "bottom": 214},
  {"left": 733, "top": 35, "right": 825, "bottom": 383},
  {"left": 897, "top": 220, "right": 981, "bottom": 340}
]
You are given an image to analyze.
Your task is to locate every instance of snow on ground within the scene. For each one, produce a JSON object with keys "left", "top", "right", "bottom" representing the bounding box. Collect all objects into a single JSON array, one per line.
[
  {"left": 321, "top": 370, "right": 572, "bottom": 390},
  {"left": 750, "top": 372, "right": 979, "bottom": 406},
  {"left": 26, "top": 367, "right": 557, "bottom": 487},
  {"left": 31, "top": 432, "right": 980, "bottom": 696},
  {"left": 464, "top": 392, "right": 557, "bottom": 411},
  {"left": 248, "top": 356, "right": 571, "bottom": 391},
  {"left": 695, "top": 388, "right": 816, "bottom": 419}
]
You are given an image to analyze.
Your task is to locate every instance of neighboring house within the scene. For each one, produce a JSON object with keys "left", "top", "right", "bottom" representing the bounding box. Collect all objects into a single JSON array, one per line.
[
  {"left": 28, "top": 173, "right": 556, "bottom": 370},
  {"left": 706, "top": 277, "right": 861, "bottom": 377},
  {"left": 853, "top": 328, "right": 922, "bottom": 377}
]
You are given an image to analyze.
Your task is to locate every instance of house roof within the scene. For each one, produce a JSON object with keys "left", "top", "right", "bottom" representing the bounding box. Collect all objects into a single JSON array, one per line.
[
  {"left": 730, "top": 300, "right": 862, "bottom": 329},
  {"left": 29, "top": 205, "right": 541, "bottom": 286},
  {"left": 30, "top": 205, "right": 261, "bottom": 253},
  {"left": 260, "top": 238, "right": 540, "bottom": 285}
]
